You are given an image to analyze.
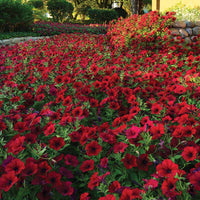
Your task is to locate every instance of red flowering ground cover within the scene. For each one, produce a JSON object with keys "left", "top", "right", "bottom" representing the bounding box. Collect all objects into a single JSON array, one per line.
[
  {"left": 32, "top": 21, "right": 108, "bottom": 36},
  {"left": 0, "top": 11, "right": 200, "bottom": 200}
]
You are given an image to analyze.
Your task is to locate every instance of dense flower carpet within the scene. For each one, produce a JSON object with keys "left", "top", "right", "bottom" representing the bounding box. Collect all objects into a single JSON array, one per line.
[{"left": 0, "top": 11, "right": 200, "bottom": 200}]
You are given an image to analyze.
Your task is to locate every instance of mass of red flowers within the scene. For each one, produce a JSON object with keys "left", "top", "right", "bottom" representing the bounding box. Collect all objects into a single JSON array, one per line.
[{"left": 0, "top": 11, "right": 200, "bottom": 199}]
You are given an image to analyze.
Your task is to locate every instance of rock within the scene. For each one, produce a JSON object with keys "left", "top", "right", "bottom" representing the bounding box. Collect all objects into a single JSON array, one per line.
[
  {"left": 179, "top": 28, "right": 188, "bottom": 38},
  {"left": 170, "top": 28, "right": 180, "bottom": 36},
  {"left": 2, "top": 39, "right": 11, "bottom": 45},
  {"left": 184, "top": 37, "right": 192, "bottom": 43},
  {"left": 192, "top": 27, "right": 200, "bottom": 36},
  {"left": 186, "top": 21, "right": 195, "bottom": 28},
  {"left": 12, "top": 38, "right": 24, "bottom": 43},
  {"left": 25, "top": 37, "right": 34, "bottom": 41},
  {"left": 195, "top": 21, "right": 200, "bottom": 26},
  {"left": 186, "top": 28, "right": 193, "bottom": 36},
  {"left": 172, "top": 21, "right": 186, "bottom": 28}
]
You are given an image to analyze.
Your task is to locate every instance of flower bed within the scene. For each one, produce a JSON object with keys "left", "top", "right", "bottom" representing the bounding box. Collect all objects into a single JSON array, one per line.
[
  {"left": 0, "top": 12, "right": 200, "bottom": 200},
  {"left": 32, "top": 21, "right": 108, "bottom": 36}
]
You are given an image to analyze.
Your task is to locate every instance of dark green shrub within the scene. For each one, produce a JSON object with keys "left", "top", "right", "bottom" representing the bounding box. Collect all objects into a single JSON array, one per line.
[
  {"left": 47, "top": 0, "right": 74, "bottom": 22},
  {"left": 30, "top": 0, "right": 44, "bottom": 9},
  {"left": 88, "top": 8, "right": 118, "bottom": 23},
  {"left": 114, "top": 7, "right": 128, "bottom": 18},
  {"left": 0, "top": 0, "right": 33, "bottom": 32}
]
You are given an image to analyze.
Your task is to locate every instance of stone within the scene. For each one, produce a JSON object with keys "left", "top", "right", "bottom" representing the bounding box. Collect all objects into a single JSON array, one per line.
[
  {"left": 184, "top": 37, "right": 192, "bottom": 43},
  {"left": 192, "top": 27, "right": 200, "bottom": 36},
  {"left": 186, "top": 28, "right": 193, "bottom": 36},
  {"left": 195, "top": 21, "right": 200, "bottom": 26},
  {"left": 25, "top": 37, "right": 34, "bottom": 41},
  {"left": 179, "top": 29, "right": 188, "bottom": 38},
  {"left": 186, "top": 21, "right": 195, "bottom": 28},
  {"left": 2, "top": 39, "right": 11, "bottom": 45},
  {"left": 12, "top": 38, "right": 24, "bottom": 43},
  {"left": 172, "top": 21, "right": 186, "bottom": 28},
  {"left": 170, "top": 28, "right": 180, "bottom": 36}
]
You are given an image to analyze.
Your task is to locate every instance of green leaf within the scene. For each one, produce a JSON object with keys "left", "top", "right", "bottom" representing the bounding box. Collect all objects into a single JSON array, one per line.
[
  {"left": 16, "top": 187, "right": 30, "bottom": 200},
  {"left": 173, "top": 155, "right": 182, "bottom": 160}
]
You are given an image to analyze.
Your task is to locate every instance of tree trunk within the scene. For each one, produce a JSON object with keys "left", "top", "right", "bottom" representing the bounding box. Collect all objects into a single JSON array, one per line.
[{"left": 130, "top": 0, "right": 143, "bottom": 15}]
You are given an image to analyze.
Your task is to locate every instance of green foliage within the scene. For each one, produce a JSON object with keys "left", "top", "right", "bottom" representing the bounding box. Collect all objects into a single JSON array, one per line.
[
  {"left": 114, "top": 7, "right": 128, "bottom": 18},
  {"left": 29, "top": 0, "right": 44, "bottom": 9},
  {"left": 73, "top": 2, "right": 91, "bottom": 20},
  {"left": 47, "top": 0, "right": 74, "bottom": 22},
  {"left": 0, "top": 0, "right": 34, "bottom": 32},
  {"left": 0, "top": 31, "right": 40, "bottom": 40},
  {"left": 88, "top": 8, "right": 118, "bottom": 23},
  {"left": 165, "top": 2, "right": 200, "bottom": 21}
]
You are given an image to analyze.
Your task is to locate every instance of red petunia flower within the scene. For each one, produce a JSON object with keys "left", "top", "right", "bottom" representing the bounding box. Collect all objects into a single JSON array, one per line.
[
  {"left": 143, "top": 178, "right": 158, "bottom": 190},
  {"left": 150, "top": 124, "right": 165, "bottom": 140},
  {"left": 189, "top": 171, "right": 200, "bottom": 191},
  {"left": 137, "top": 154, "right": 153, "bottom": 171},
  {"left": 119, "top": 188, "right": 144, "bottom": 200},
  {"left": 49, "top": 136, "right": 65, "bottom": 151},
  {"left": 151, "top": 103, "right": 162, "bottom": 115},
  {"left": 119, "top": 188, "right": 133, "bottom": 200},
  {"left": 46, "top": 171, "right": 61, "bottom": 187},
  {"left": 5, "top": 135, "right": 25, "bottom": 155},
  {"left": 63, "top": 96, "right": 72, "bottom": 106},
  {"left": 54, "top": 75, "right": 63, "bottom": 84},
  {"left": 56, "top": 181, "right": 74, "bottom": 196},
  {"left": 14, "top": 121, "right": 28, "bottom": 133},
  {"left": 64, "top": 154, "right": 79, "bottom": 167},
  {"left": 22, "top": 161, "right": 38, "bottom": 176},
  {"left": 99, "top": 194, "right": 116, "bottom": 200},
  {"left": 80, "top": 159, "right": 94, "bottom": 173},
  {"left": 181, "top": 146, "right": 197, "bottom": 161},
  {"left": 5, "top": 158, "right": 25, "bottom": 175},
  {"left": 72, "top": 106, "right": 83, "bottom": 117},
  {"left": 0, "top": 121, "right": 7, "bottom": 131},
  {"left": 37, "top": 161, "right": 51, "bottom": 176},
  {"left": 126, "top": 125, "right": 141, "bottom": 140},
  {"left": 90, "top": 98, "right": 99, "bottom": 107},
  {"left": 100, "top": 157, "right": 108, "bottom": 168},
  {"left": 182, "top": 126, "right": 196, "bottom": 137},
  {"left": 121, "top": 153, "right": 137, "bottom": 169},
  {"left": 25, "top": 133, "right": 37, "bottom": 144},
  {"left": 174, "top": 85, "right": 186, "bottom": 94},
  {"left": 0, "top": 173, "right": 18, "bottom": 192},
  {"left": 35, "top": 93, "right": 45, "bottom": 101},
  {"left": 43, "top": 122, "right": 55, "bottom": 136},
  {"left": 88, "top": 172, "right": 100, "bottom": 190},
  {"left": 109, "top": 181, "right": 121, "bottom": 193},
  {"left": 161, "top": 177, "right": 181, "bottom": 198},
  {"left": 85, "top": 141, "right": 102, "bottom": 156},
  {"left": 129, "top": 106, "right": 140, "bottom": 116},
  {"left": 109, "top": 101, "right": 120, "bottom": 110},
  {"left": 80, "top": 192, "right": 90, "bottom": 200},
  {"left": 156, "top": 159, "right": 179, "bottom": 178},
  {"left": 92, "top": 80, "right": 101, "bottom": 89},
  {"left": 113, "top": 142, "right": 128, "bottom": 153}
]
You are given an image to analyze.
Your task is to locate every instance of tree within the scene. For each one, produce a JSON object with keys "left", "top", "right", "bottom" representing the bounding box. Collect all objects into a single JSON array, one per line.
[
  {"left": 95, "top": 0, "right": 113, "bottom": 8},
  {"left": 130, "top": 0, "right": 144, "bottom": 14}
]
